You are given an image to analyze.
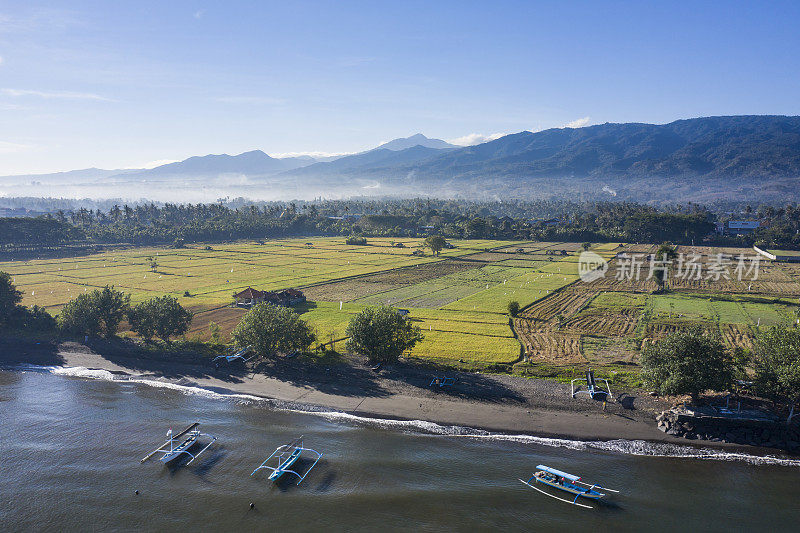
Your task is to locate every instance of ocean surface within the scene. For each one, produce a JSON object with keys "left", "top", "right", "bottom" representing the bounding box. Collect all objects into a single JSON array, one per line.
[{"left": 1, "top": 366, "right": 799, "bottom": 532}]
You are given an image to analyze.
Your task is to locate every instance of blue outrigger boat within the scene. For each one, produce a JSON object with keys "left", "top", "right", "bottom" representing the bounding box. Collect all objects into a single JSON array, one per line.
[
  {"left": 519, "top": 465, "right": 618, "bottom": 509},
  {"left": 251, "top": 436, "right": 322, "bottom": 485}
]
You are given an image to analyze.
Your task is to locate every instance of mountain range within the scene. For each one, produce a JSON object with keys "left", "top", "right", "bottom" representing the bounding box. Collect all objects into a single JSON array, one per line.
[{"left": 3, "top": 117, "right": 800, "bottom": 203}]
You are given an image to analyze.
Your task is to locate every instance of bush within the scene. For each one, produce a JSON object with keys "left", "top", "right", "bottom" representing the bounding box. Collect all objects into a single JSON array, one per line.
[
  {"left": 5, "top": 305, "right": 56, "bottom": 332},
  {"left": 424, "top": 235, "right": 447, "bottom": 255},
  {"left": 345, "top": 235, "right": 367, "bottom": 245},
  {"left": 0, "top": 271, "right": 22, "bottom": 325},
  {"left": 641, "top": 327, "right": 734, "bottom": 400},
  {"left": 345, "top": 306, "right": 424, "bottom": 363},
  {"left": 507, "top": 300, "right": 520, "bottom": 317},
  {"left": 58, "top": 286, "right": 130, "bottom": 338},
  {"left": 232, "top": 303, "right": 315, "bottom": 358},
  {"left": 128, "top": 295, "right": 193, "bottom": 342},
  {"left": 208, "top": 321, "right": 221, "bottom": 344},
  {"left": 752, "top": 326, "right": 800, "bottom": 419}
]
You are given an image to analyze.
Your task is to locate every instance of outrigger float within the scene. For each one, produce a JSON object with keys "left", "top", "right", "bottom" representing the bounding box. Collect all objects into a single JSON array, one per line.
[
  {"left": 251, "top": 436, "right": 322, "bottom": 485},
  {"left": 141, "top": 423, "right": 217, "bottom": 466},
  {"left": 519, "top": 465, "right": 619, "bottom": 509}
]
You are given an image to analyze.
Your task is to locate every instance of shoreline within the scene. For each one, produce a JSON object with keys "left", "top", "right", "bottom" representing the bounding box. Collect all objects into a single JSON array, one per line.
[{"left": 0, "top": 338, "right": 790, "bottom": 456}]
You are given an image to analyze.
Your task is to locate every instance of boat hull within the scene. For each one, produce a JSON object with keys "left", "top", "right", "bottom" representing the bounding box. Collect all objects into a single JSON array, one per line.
[
  {"left": 535, "top": 477, "right": 604, "bottom": 499},
  {"left": 160, "top": 434, "right": 198, "bottom": 464},
  {"left": 268, "top": 449, "right": 302, "bottom": 481}
]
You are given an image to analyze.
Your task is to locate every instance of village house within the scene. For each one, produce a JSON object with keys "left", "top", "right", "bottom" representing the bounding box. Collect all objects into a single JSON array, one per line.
[
  {"left": 234, "top": 287, "right": 307, "bottom": 308},
  {"left": 233, "top": 287, "right": 266, "bottom": 306}
]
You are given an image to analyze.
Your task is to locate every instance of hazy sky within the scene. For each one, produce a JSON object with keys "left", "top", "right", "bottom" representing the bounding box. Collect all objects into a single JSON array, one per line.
[{"left": 1, "top": 1, "right": 799, "bottom": 174}]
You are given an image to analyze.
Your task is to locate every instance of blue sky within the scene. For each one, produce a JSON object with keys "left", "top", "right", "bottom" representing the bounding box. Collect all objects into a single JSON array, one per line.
[{"left": 1, "top": 1, "right": 799, "bottom": 174}]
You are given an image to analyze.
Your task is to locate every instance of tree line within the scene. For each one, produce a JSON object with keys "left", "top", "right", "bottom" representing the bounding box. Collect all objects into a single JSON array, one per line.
[
  {"left": 0, "top": 275, "right": 192, "bottom": 343},
  {"left": 2, "top": 197, "right": 800, "bottom": 249}
]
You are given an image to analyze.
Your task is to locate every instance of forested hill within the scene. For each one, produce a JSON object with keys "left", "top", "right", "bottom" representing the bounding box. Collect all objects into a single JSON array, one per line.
[
  {"left": 405, "top": 115, "right": 800, "bottom": 180},
  {"left": 280, "top": 115, "right": 800, "bottom": 202},
  {"left": 3, "top": 117, "right": 800, "bottom": 203}
]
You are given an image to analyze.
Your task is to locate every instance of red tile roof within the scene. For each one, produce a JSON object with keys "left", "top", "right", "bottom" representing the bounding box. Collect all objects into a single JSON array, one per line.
[{"left": 234, "top": 287, "right": 265, "bottom": 299}]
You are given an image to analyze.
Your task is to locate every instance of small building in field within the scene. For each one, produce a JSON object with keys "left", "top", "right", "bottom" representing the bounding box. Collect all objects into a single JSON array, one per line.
[
  {"left": 234, "top": 287, "right": 267, "bottom": 307},
  {"left": 234, "top": 287, "right": 306, "bottom": 307},
  {"left": 395, "top": 308, "right": 410, "bottom": 317}
]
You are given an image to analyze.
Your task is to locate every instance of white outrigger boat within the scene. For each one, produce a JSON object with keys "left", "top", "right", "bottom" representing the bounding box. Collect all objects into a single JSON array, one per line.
[
  {"left": 519, "top": 465, "right": 619, "bottom": 509},
  {"left": 213, "top": 346, "right": 254, "bottom": 365},
  {"left": 141, "top": 423, "right": 217, "bottom": 466},
  {"left": 251, "top": 436, "right": 322, "bottom": 485}
]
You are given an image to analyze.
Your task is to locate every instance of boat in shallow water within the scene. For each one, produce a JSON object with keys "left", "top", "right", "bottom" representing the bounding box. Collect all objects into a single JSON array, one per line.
[
  {"left": 519, "top": 464, "right": 618, "bottom": 509},
  {"left": 140, "top": 422, "right": 217, "bottom": 466},
  {"left": 251, "top": 436, "right": 322, "bottom": 485}
]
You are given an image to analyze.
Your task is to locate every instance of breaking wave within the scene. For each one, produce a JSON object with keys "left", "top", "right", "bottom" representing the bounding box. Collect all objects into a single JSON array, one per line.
[{"left": 11, "top": 364, "right": 800, "bottom": 468}]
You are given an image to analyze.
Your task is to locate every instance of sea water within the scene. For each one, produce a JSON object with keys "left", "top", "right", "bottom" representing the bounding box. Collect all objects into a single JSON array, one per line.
[{"left": 1, "top": 367, "right": 799, "bottom": 532}]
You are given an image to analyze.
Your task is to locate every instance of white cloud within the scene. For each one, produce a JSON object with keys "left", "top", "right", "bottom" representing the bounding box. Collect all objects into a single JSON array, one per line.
[
  {"left": 193, "top": 9, "right": 206, "bottom": 19},
  {"left": 0, "top": 141, "right": 33, "bottom": 154},
  {"left": 564, "top": 116, "right": 591, "bottom": 128},
  {"left": 1, "top": 88, "right": 114, "bottom": 101},
  {"left": 447, "top": 132, "right": 506, "bottom": 146},
  {"left": 213, "top": 96, "right": 286, "bottom": 105}
]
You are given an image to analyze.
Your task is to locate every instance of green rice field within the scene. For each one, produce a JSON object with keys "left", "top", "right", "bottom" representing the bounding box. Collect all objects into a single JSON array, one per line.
[{"left": 3, "top": 236, "right": 799, "bottom": 369}]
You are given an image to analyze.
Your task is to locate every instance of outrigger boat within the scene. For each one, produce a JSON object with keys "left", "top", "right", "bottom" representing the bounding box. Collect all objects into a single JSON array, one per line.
[
  {"left": 251, "top": 436, "right": 322, "bottom": 485},
  {"left": 519, "top": 465, "right": 618, "bottom": 509},
  {"left": 140, "top": 423, "right": 217, "bottom": 466},
  {"left": 213, "top": 346, "right": 254, "bottom": 365},
  {"left": 571, "top": 370, "right": 613, "bottom": 401}
]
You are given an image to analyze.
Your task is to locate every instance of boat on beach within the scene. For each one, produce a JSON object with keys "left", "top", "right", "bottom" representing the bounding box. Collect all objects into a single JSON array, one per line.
[{"left": 519, "top": 464, "right": 618, "bottom": 509}]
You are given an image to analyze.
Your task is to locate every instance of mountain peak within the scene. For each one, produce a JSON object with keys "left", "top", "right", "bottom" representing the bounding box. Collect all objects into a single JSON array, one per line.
[{"left": 376, "top": 134, "right": 456, "bottom": 151}]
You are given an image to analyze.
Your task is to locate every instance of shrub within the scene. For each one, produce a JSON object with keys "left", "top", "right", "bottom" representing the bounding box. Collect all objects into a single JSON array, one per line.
[
  {"left": 59, "top": 286, "right": 130, "bottom": 338},
  {"left": 752, "top": 326, "right": 800, "bottom": 420},
  {"left": 507, "top": 301, "right": 520, "bottom": 317},
  {"left": 208, "top": 321, "right": 221, "bottom": 344},
  {"left": 641, "top": 327, "right": 734, "bottom": 400},
  {"left": 345, "top": 235, "right": 367, "bottom": 245},
  {"left": 424, "top": 235, "right": 447, "bottom": 256},
  {"left": 346, "top": 306, "right": 424, "bottom": 363},
  {"left": 232, "top": 303, "right": 315, "bottom": 358},
  {"left": 129, "top": 295, "right": 193, "bottom": 342},
  {"left": 0, "top": 271, "right": 22, "bottom": 325}
]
